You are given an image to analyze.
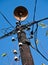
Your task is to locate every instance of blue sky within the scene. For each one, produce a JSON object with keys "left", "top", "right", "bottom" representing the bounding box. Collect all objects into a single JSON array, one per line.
[{"left": 0, "top": 0, "right": 48, "bottom": 65}]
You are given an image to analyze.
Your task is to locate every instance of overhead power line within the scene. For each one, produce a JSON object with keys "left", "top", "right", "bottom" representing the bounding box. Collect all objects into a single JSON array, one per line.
[
  {"left": 32, "top": 0, "right": 37, "bottom": 32},
  {"left": 0, "top": 11, "right": 14, "bottom": 28},
  {"left": 30, "top": 44, "right": 48, "bottom": 61},
  {"left": 33, "top": 0, "right": 37, "bottom": 21},
  {"left": 31, "top": 0, "right": 38, "bottom": 49}
]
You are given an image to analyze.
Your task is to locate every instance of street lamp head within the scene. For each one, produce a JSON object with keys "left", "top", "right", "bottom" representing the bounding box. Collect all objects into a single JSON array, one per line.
[{"left": 14, "top": 6, "right": 28, "bottom": 21}]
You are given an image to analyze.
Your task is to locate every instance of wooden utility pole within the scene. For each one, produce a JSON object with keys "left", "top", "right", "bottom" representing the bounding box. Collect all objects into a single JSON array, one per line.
[
  {"left": 14, "top": 6, "right": 34, "bottom": 65},
  {"left": 17, "top": 30, "right": 34, "bottom": 65}
]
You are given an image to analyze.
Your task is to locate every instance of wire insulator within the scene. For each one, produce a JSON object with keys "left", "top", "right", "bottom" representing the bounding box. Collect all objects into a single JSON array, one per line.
[
  {"left": 14, "top": 56, "right": 19, "bottom": 61},
  {"left": 19, "top": 42, "right": 23, "bottom": 47},
  {"left": 13, "top": 50, "right": 18, "bottom": 54}
]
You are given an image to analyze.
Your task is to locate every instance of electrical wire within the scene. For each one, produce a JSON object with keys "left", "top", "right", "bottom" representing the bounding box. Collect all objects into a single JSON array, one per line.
[
  {"left": 39, "top": 42, "right": 48, "bottom": 56},
  {"left": 30, "top": 23, "right": 48, "bottom": 61},
  {"left": 34, "top": 23, "right": 38, "bottom": 49},
  {"left": 0, "top": 27, "right": 12, "bottom": 31},
  {"left": 31, "top": 0, "right": 48, "bottom": 61},
  {"left": 30, "top": 44, "right": 48, "bottom": 61},
  {"left": 0, "top": 27, "right": 11, "bottom": 34},
  {"left": 0, "top": 27, "right": 13, "bottom": 34},
  {"left": 31, "top": 0, "right": 38, "bottom": 49},
  {"left": 0, "top": 11, "right": 14, "bottom": 28},
  {"left": 36, "top": 48, "right": 48, "bottom": 61},
  {"left": 32, "top": 0, "right": 37, "bottom": 33}
]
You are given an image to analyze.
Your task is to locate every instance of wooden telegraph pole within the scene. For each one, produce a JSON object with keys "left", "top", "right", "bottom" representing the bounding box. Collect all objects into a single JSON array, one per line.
[
  {"left": 14, "top": 6, "right": 34, "bottom": 65},
  {"left": 17, "top": 31, "right": 34, "bottom": 65}
]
